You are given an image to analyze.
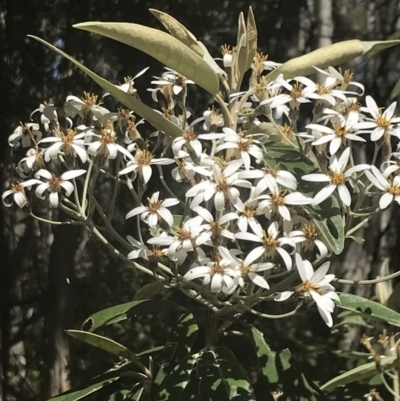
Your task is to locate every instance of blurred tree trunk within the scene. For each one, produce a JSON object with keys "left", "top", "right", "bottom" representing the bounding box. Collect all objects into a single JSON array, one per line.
[
  {"left": 315, "top": 0, "right": 333, "bottom": 82},
  {"left": 43, "top": 225, "right": 79, "bottom": 398}
]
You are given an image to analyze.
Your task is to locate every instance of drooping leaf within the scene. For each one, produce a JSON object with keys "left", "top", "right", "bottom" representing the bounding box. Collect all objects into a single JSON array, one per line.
[
  {"left": 154, "top": 353, "right": 200, "bottom": 401},
  {"left": 48, "top": 377, "right": 119, "bottom": 401},
  {"left": 28, "top": 36, "right": 183, "bottom": 139},
  {"left": 197, "top": 347, "right": 256, "bottom": 401},
  {"left": 81, "top": 299, "right": 179, "bottom": 332},
  {"left": 264, "top": 142, "right": 344, "bottom": 254},
  {"left": 73, "top": 22, "right": 220, "bottom": 96},
  {"left": 321, "top": 355, "right": 398, "bottom": 391},
  {"left": 149, "top": 9, "right": 204, "bottom": 57},
  {"left": 249, "top": 326, "right": 278, "bottom": 384},
  {"left": 133, "top": 282, "right": 165, "bottom": 301},
  {"left": 66, "top": 330, "right": 142, "bottom": 363},
  {"left": 338, "top": 293, "right": 400, "bottom": 327}
]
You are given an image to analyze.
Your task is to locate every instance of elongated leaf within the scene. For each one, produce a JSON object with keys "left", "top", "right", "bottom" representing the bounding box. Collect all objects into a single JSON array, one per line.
[
  {"left": 149, "top": 9, "right": 204, "bottom": 57},
  {"left": 197, "top": 347, "right": 256, "bottom": 401},
  {"left": 73, "top": 22, "right": 220, "bottom": 96},
  {"left": 264, "top": 142, "right": 345, "bottom": 254},
  {"left": 391, "top": 77, "right": 400, "bottom": 99},
  {"left": 103, "top": 387, "right": 143, "bottom": 401},
  {"left": 154, "top": 353, "right": 200, "bottom": 401},
  {"left": 321, "top": 355, "right": 398, "bottom": 391},
  {"left": 266, "top": 40, "right": 364, "bottom": 80},
  {"left": 246, "top": 7, "right": 257, "bottom": 70},
  {"left": 48, "top": 377, "right": 119, "bottom": 401},
  {"left": 338, "top": 293, "right": 400, "bottom": 327},
  {"left": 362, "top": 39, "right": 400, "bottom": 54},
  {"left": 81, "top": 299, "right": 179, "bottom": 332},
  {"left": 198, "top": 41, "right": 227, "bottom": 77},
  {"left": 66, "top": 330, "right": 141, "bottom": 363},
  {"left": 249, "top": 326, "right": 278, "bottom": 384},
  {"left": 267, "top": 39, "right": 400, "bottom": 81},
  {"left": 28, "top": 36, "right": 183, "bottom": 139}
]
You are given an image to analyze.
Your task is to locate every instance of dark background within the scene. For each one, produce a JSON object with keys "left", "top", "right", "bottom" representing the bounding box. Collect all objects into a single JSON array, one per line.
[{"left": 2, "top": 0, "right": 400, "bottom": 399}]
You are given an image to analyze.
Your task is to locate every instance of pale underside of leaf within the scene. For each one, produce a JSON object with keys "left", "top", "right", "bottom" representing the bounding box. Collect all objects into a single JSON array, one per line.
[
  {"left": 28, "top": 35, "right": 183, "bottom": 138},
  {"left": 149, "top": 9, "right": 204, "bottom": 57},
  {"left": 73, "top": 22, "right": 220, "bottom": 96}
]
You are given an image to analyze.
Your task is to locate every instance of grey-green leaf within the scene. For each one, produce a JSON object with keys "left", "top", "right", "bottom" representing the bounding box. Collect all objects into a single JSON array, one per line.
[
  {"left": 338, "top": 292, "right": 400, "bottom": 327},
  {"left": 73, "top": 22, "right": 220, "bottom": 96},
  {"left": 266, "top": 40, "right": 365, "bottom": 80},
  {"left": 28, "top": 35, "right": 183, "bottom": 139},
  {"left": 48, "top": 378, "right": 119, "bottom": 401},
  {"left": 321, "top": 355, "right": 398, "bottom": 391},
  {"left": 66, "top": 330, "right": 141, "bottom": 363},
  {"left": 362, "top": 39, "right": 400, "bottom": 54},
  {"left": 81, "top": 299, "right": 179, "bottom": 332},
  {"left": 149, "top": 9, "right": 204, "bottom": 57}
]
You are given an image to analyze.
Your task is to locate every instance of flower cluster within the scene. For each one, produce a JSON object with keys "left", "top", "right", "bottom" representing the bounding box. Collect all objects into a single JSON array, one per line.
[{"left": 4, "top": 48, "right": 399, "bottom": 328}]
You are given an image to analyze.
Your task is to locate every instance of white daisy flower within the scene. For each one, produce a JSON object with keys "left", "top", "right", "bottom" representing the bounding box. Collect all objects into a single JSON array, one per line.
[
  {"left": 2, "top": 179, "right": 41, "bottom": 208},
  {"left": 218, "top": 246, "right": 274, "bottom": 289},
  {"left": 103, "top": 67, "right": 149, "bottom": 98},
  {"left": 257, "top": 186, "right": 313, "bottom": 221},
  {"left": 39, "top": 129, "right": 87, "bottom": 163},
  {"left": 235, "top": 221, "right": 296, "bottom": 270},
  {"left": 302, "top": 147, "right": 370, "bottom": 206},
  {"left": 193, "top": 206, "right": 238, "bottom": 240},
  {"left": 172, "top": 129, "right": 223, "bottom": 158},
  {"left": 147, "top": 216, "right": 211, "bottom": 264},
  {"left": 35, "top": 169, "right": 86, "bottom": 208},
  {"left": 125, "top": 191, "right": 179, "bottom": 227},
  {"left": 288, "top": 224, "right": 328, "bottom": 259},
  {"left": 216, "top": 128, "right": 263, "bottom": 170},
  {"left": 355, "top": 96, "right": 400, "bottom": 141},
  {"left": 365, "top": 165, "right": 400, "bottom": 209},
  {"left": 8, "top": 123, "right": 42, "bottom": 148},
  {"left": 275, "top": 254, "right": 339, "bottom": 327},
  {"left": 186, "top": 160, "right": 252, "bottom": 211},
  {"left": 118, "top": 149, "right": 175, "bottom": 184}
]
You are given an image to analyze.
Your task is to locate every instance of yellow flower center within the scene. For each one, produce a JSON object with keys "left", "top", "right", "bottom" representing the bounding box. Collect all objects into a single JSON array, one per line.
[
  {"left": 11, "top": 182, "right": 24, "bottom": 193},
  {"left": 49, "top": 176, "right": 62, "bottom": 192},
  {"left": 183, "top": 129, "right": 198, "bottom": 142},
  {"left": 331, "top": 172, "right": 346, "bottom": 186},
  {"left": 302, "top": 224, "right": 319, "bottom": 241},
  {"left": 212, "top": 262, "right": 225, "bottom": 275},
  {"left": 376, "top": 115, "right": 391, "bottom": 128},
  {"left": 290, "top": 83, "right": 304, "bottom": 99},
  {"left": 81, "top": 91, "right": 102, "bottom": 106},
  {"left": 135, "top": 149, "right": 153, "bottom": 166},
  {"left": 147, "top": 198, "right": 163, "bottom": 213}
]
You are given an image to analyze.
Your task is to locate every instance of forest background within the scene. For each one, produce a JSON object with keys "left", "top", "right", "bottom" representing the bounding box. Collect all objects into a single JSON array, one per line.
[{"left": 1, "top": 0, "right": 400, "bottom": 399}]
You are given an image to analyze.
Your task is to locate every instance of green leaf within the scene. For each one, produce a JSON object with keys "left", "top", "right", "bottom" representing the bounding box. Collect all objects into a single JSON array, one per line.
[
  {"left": 73, "top": 22, "right": 220, "bottom": 96},
  {"left": 81, "top": 299, "right": 179, "bottom": 332},
  {"left": 346, "top": 235, "right": 365, "bottom": 244},
  {"left": 48, "top": 377, "right": 119, "bottom": 401},
  {"left": 197, "top": 347, "right": 256, "bottom": 401},
  {"left": 28, "top": 36, "right": 183, "bottom": 139},
  {"left": 321, "top": 355, "right": 398, "bottom": 391},
  {"left": 133, "top": 282, "right": 165, "bottom": 301},
  {"left": 249, "top": 326, "right": 278, "bottom": 384},
  {"left": 149, "top": 9, "right": 204, "bottom": 57},
  {"left": 264, "top": 142, "right": 344, "bottom": 254},
  {"left": 391, "top": 77, "right": 400, "bottom": 99},
  {"left": 103, "top": 387, "right": 143, "bottom": 401},
  {"left": 153, "top": 313, "right": 199, "bottom": 394},
  {"left": 338, "top": 292, "right": 400, "bottom": 327},
  {"left": 275, "top": 349, "right": 325, "bottom": 400},
  {"left": 66, "top": 330, "right": 142, "bottom": 363},
  {"left": 154, "top": 353, "right": 200, "bottom": 401},
  {"left": 332, "top": 311, "right": 373, "bottom": 330}
]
